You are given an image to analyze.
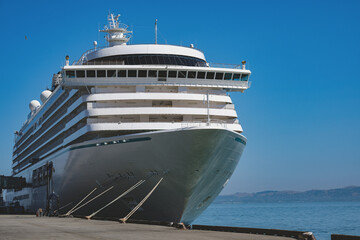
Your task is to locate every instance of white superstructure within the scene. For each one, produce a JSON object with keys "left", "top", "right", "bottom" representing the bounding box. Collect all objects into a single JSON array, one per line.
[{"left": 6, "top": 13, "right": 251, "bottom": 224}]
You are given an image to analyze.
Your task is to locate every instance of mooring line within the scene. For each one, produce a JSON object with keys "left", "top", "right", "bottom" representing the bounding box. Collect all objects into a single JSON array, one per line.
[
  {"left": 54, "top": 202, "right": 73, "bottom": 214},
  {"left": 65, "top": 187, "right": 97, "bottom": 216},
  {"left": 120, "top": 177, "right": 164, "bottom": 223},
  {"left": 86, "top": 179, "right": 145, "bottom": 220},
  {"left": 68, "top": 186, "right": 114, "bottom": 215}
]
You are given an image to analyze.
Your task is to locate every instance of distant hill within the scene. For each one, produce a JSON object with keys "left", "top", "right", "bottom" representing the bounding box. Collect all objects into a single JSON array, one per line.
[{"left": 216, "top": 186, "right": 360, "bottom": 203}]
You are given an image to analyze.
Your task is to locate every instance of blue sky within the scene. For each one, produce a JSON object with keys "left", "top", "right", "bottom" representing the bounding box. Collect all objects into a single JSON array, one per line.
[{"left": 0, "top": 0, "right": 359, "bottom": 194}]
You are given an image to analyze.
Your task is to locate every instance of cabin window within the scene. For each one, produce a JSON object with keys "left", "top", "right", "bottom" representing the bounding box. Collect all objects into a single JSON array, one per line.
[
  {"left": 168, "top": 71, "right": 177, "bottom": 78},
  {"left": 178, "top": 71, "right": 187, "bottom": 78},
  {"left": 215, "top": 72, "right": 224, "bottom": 80},
  {"left": 206, "top": 72, "right": 215, "bottom": 79},
  {"left": 138, "top": 70, "right": 147, "bottom": 77},
  {"left": 158, "top": 71, "right": 167, "bottom": 78},
  {"left": 241, "top": 74, "right": 249, "bottom": 81},
  {"left": 224, "top": 73, "right": 232, "bottom": 80},
  {"left": 148, "top": 70, "right": 157, "bottom": 77},
  {"left": 107, "top": 70, "right": 116, "bottom": 77},
  {"left": 97, "top": 70, "right": 106, "bottom": 77},
  {"left": 232, "top": 74, "right": 240, "bottom": 80},
  {"left": 87, "top": 70, "right": 95, "bottom": 77},
  {"left": 197, "top": 72, "right": 205, "bottom": 79},
  {"left": 188, "top": 71, "right": 196, "bottom": 78},
  {"left": 66, "top": 71, "right": 75, "bottom": 78},
  {"left": 118, "top": 70, "right": 126, "bottom": 77},
  {"left": 128, "top": 70, "right": 137, "bottom": 77},
  {"left": 76, "top": 70, "right": 85, "bottom": 78}
]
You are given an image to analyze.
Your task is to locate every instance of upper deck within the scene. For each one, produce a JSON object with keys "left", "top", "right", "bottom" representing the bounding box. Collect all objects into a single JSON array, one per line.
[{"left": 62, "top": 64, "right": 251, "bottom": 91}]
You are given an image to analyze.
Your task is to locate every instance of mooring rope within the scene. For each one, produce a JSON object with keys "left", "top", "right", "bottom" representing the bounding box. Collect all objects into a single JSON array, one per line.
[
  {"left": 86, "top": 179, "right": 145, "bottom": 220},
  {"left": 65, "top": 187, "right": 97, "bottom": 216},
  {"left": 67, "top": 186, "right": 114, "bottom": 215},
  {"left": 54, "top": 202, "right": 73, "bottom": 214},
  {"left": 120, "top": 177, "right": 164, "bottom": 223}
]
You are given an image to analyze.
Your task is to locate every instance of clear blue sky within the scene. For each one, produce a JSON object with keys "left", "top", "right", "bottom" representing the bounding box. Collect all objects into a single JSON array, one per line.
[{"left": 0, "top": 0, "right": 359, "bottom": 194}]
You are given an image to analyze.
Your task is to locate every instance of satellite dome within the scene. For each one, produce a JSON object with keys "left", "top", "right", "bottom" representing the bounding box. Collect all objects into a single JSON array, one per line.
[
  {"left": 40, "top": 90, "right": 52, "bottom": 103},
  {"left": 29, "top": 100, "right": 41, "bottom": 112}
]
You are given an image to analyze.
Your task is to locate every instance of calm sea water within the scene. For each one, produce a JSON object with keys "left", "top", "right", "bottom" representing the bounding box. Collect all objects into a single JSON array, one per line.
[{"left": 193, "top": 201, "right": 360, "bottom": 240}]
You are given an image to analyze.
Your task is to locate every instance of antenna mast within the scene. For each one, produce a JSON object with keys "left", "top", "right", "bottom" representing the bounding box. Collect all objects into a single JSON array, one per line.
[
  {"left": 100, "top": 13, "right": 132, "bottom": 47},
  {"left": 155, "top": 19, "right": 158, "bottom": 44}
]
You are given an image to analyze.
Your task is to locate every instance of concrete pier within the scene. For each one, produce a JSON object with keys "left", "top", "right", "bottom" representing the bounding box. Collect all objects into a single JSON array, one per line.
[{"left": 0, "top": 215, "right": 301, "bottom": 240}]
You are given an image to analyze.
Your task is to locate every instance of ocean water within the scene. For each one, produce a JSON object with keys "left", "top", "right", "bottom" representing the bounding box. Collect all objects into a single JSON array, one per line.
[{"left": 193, "top": 201, "right": 360, "bottom": 240}]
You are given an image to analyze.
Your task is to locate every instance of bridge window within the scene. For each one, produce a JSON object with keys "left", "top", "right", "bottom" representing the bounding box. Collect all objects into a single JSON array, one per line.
[
  {"left": 197, "top": 72, "right": 205, "bottom": 79},
  {"left": 128, "top": 70, "right": 137, "bottom": 77},
  {"left": 158, "top": 71, "right": 167, "bottom": 78},
  {"left": 215, "top": 72, "right": 224, "bottom": 80},
  {"left": 76, "top": 70, "right": 85, "bottom": 78},
  {"left": 241, "top": 74, "right": 249, "bottom": 81},
  {"left": 232, "top": 74, "right": 240, "bottom": 80},
  {"left": 138, "top": 70, "right": 147, "bottom": 77},
  {"left": 87, "top": 70, "right": 95, "bottom": 77},
  {"left": 97, "top": 70, "right": 106, "bottom": 77},
  {"left": 118, "top": 70, "right": 126, "bottom": 77},
  {"left": 85, "top": 54, "right": 206, "bottom": 67},
  {"left": 168, "top": 71, "right": 177, "bottom": 78},
  {"left": 188, "top": 71, "right": 196, "bottom": 78},
  {"left": 224, "top": 73, "right": 232, "bottom": 80},
  {"left": 107, "top": 70, "right": 116, "bottom": 77},
  {"left": 66, "top": 71, "right": 75, "bottom": 78},
  {"left": 206, "top": 72, "right": 215, "bottom": 79},
  {"left": 178, "top": 71, "right": 187, "bottom": 78},
  {"left": 148, "top": 70, "right": 157, "bottom": 77}
]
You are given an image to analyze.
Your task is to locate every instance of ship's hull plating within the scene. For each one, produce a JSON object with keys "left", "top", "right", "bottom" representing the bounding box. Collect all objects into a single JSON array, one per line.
[{"left": 5, "top": 127, "right": 246, "bottom": 224}]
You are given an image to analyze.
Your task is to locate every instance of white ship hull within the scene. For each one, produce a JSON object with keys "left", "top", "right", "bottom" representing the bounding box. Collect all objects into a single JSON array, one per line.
[{"left": 6, "top": 127, "right": 246, "bottom": 224}]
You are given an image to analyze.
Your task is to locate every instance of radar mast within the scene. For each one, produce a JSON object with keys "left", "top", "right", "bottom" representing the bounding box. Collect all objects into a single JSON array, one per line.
[{"left": 100, "top": 13, "right": 132, "bottom": 47}]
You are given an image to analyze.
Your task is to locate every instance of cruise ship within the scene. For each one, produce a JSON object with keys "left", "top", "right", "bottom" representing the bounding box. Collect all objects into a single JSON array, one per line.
[{"left": 4, "top": 13, "right": 251, "bottom": 224}]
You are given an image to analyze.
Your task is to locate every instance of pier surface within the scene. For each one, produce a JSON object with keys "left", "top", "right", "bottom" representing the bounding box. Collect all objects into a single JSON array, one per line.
[{"left": 0, "top": 215, "right": 298, "bottom": 240}]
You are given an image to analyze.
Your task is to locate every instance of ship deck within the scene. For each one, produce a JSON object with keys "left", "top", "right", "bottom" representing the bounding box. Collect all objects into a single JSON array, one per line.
[{"left": 0, "top": 215, "right": 304, "bottom": 240}]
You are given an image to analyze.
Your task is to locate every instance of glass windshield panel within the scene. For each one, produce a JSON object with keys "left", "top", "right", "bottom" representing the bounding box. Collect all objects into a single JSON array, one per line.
[
  {"left": 138, "top": 70, "right": 147, "bottom": 77},
  {"left": 107, "top": 70, "right": 116, "bottom": 77},
  {"left": 66, "top": 71, "right": 75, "bottom": 78},
  {"left": 97, "top": 70, "right": 106, "bottom": 77},
  {"left": 87, "top": 70, "right": 95, "bottom": 78},
  {"left": 148, "top": 70, "right": 157, "bottom": 77},
  {"left": 188, "top": 71, "right": 196, "bottom": 78},
  {"left": 215, "top": 72, "right": 224, "bottom": 80},
  {"left": 178, "top": 71, "right": 187, "bottom": 78},
  {"left": 85, "top": 54, "right": 206, "bottom": 66},
  {"left": 206, "top": 72, "right": 215, "bottom": 79},
  {"left": 197, "top": 72, "right": 205, "bottom": 79},
  {"left": 76, "top": 70, "right": 85, "bottom": 78},
  {"left": 224, "top": 73, "right": 232, "bottom": 80},
  {"left": 128, "top": 70, "right": 137, "bottom": 77},
  {"left": 233, "top": 74, "right": 240, "bottom": 80},
  {"left": 158, "top": 71, "right": 167, "bottom": 78},
  {"left": 118, "top": 70, "right": 126, "bottom": 77},
  {"left": 241, "top": 74, "right": 249, "bottom": 81},
  {"left": 168, "top": 71, "right": 177, "bottom": 78}
]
